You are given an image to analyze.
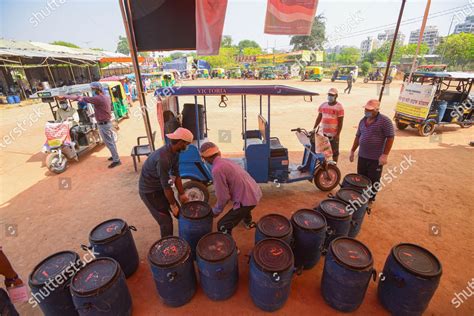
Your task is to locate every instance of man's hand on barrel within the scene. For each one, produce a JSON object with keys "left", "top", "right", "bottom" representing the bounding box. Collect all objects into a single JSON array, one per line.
[{"left": 170, "top": 203, "right": 180, "bottom": 218}]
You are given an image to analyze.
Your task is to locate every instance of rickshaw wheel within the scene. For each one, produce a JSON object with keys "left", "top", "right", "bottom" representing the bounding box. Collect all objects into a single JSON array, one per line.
[
  {"left": 183, "top": 180, "right": 209, "bottom": 202},
  {"left": 46, "top": 153, "right": 68, "bottom": 174},
  {"left": 363, "top": 77, "right": 369, "bottom": 83},
  {"left": 314, "top": 164, "right": 341, "bottom": 191},
  {"left": 418, "top": 122, "right": 436, "bottom": 136},
  {"left": 396, "top": 121, "right": 408, "bottom": 130},
  {"left": 460, "top": 121, "right": 472, "bottom": 128}
]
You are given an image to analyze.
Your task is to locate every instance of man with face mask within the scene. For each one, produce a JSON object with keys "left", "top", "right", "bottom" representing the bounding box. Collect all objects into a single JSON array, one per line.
[
  {"left": 313, "top": 88, "right": 344, "bottom": 163},
  {"left": 139, "top": 127, "right": 193, "bottom": 237},
  {"left": 349, "top": 99, "right": 394, "bottom": 202},
  {"left": 56, "top": 100, "right": 79, "bottom": 122},
  {"left": 63, "top": 82, "right": 121, "bottom": 168},
  {"left": 199, "top": 142, "right": 262, "bottom": 234}
]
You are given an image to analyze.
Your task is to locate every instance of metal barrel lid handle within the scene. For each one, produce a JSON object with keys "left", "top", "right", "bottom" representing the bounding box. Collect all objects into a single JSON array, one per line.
[
  {"left": 129, "top": 225, "right": 137, "bottom": 231},
  {"left": 272, "top": 272, "right": 281, "bottom": 282},
  {"left": 371, "top": 269, "right": 377, "bottom": 282},
  {"left": 328, "top": 193, "right": 335, "bottom": 198}
]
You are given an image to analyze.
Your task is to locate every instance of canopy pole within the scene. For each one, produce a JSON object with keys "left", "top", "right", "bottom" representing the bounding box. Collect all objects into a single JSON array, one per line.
[
  {"left": 119, "top": 0, "right": 155, "bottom": 150},
  {"left": 45, "top": 60, "right": 57, "bottom": 88},
  {"left": 407, "top": 0, "right": 431, "bottom": 83},
  {"left": 69, "top": 64, "right": 77, "bottom": 84},
  {"left": 87, "top": 65, "right": 93, "bottom": 82},
  {"left": 379, "top": 0, "right": 406, "bottom": 101}
]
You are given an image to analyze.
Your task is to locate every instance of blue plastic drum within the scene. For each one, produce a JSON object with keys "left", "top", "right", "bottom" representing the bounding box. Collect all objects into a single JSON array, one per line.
[
  {"left": 29, "top": 251, "right": 81, "bottom": 316},
  {"left": 249, "top": 238, "right": 294, "bottom": 312},
  {"left": 255, "top": 214, "right": 293, "bottom": 246},
  {"left": 70, "top": 258, "right": 132, "bottom": 316},
  {"left": 13, "top": 95, "right": 20, "bottom": 103},
  {"left": 148, "top": 236, "right": 197, "bottom": 307},
  {"left": 333, "top": 188, "right": 369, "bottom": 237},
  {"left": 378, "top": 243, "right": 442, "bottom": 315},
  {"left": 197, "top": 232, "right": 239, "bottom": 300},
  {"left": 321, "top": 237, "right": 376, "bottom": 312},
  {"left": 341, "top": 173, "right": 372, "bottom": 194},
  {"left": 7, "top": 96, "right": 15, "bottom": 104},
  {"left": 178, "top": 201, "right": 213, "bottom": 259},
  {"left": 291, "top": 209, "right": 326, "bottom": 269},
  {"left": 86, "top": 218, "right": 139, "bottom": 278},
  {"left": 316, "top": 199, "right": 353, "bottom": 251}
]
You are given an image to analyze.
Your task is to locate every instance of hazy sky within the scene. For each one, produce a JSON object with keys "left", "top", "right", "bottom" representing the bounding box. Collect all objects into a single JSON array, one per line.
[{"left": 0, "top": 0, "right": 471, "bottom": 53}]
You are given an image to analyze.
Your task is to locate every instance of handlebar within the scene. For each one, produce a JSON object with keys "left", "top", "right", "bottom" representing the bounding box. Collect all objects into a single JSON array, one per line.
[{"left": 291, "top": 128, "right": 313, "bottom": 137}]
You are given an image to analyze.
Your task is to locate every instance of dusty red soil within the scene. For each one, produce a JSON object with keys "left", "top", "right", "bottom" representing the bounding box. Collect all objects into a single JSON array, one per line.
[{"left": 0, "top": 79, "right": 473, "bottom": 315}]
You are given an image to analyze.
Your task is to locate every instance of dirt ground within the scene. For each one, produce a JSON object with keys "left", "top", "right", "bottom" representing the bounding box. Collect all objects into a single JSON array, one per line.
[{"left": 0, "top": 78, "right": 473, "bottom": 316}]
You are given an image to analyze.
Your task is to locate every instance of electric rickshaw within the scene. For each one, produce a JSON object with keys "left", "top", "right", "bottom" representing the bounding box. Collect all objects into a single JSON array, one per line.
[
  {"left": 363, "top": 66, "right": 397, "bottom": 84},
  {"left": 154, "top": 85, "right": 341, "bottom": 202},
  {"left": 211, "top": 68, "right": 226, "bottom": 79},
  {"left": 229, "top": 67, "right": 242, "bottom": 79},
  {"left": 30, "top": 84, "right": 118, "bottom": 173},
  {"left": 331, "top": 65, "right": 358, "bottom": 82},
  {"left": 394, "top": 71, "right": 473, "bottom": 136},
  {"left": 260, "top": 66, "right": 277, "bottom": 80},
  {"left": 301, "top": 66, "right": 324, "bottom": 82},
  {"left": 197, "top": 69, "right": 210, "bottom": 79}
]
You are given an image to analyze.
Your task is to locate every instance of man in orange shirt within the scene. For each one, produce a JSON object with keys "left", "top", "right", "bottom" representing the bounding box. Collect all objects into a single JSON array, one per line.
[{"left": 313, "top": 88, "right": 344, "bottom": 163}]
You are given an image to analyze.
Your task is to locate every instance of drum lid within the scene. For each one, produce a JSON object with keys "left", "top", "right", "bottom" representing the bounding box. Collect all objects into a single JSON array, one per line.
[
  {"left": 148, "top": 236, "right": 190, "bottom": 267},
  {"left": 344, "top": 173, "right": 372, "bottom": 189},
  {"left": 336, "top": 188, "right": 364, "bottom": 204},
  {"left": 197, "top": 232, "right": 235, "bottom": 262},
  {"left": 319, "top": 199, "right": 352, "bottom": 218},
  {"left": 331, "top": 237, "right": 373, "bottom": 270},
  {"left": 71, "top": 258, "right": 119, "bottom": 295},
  {"left": 257, "top": 214, "right": 292, "bottom": 238},
  {"left": 292, "top": 209, "right": 326, "bottom": 231},
  {"left": 90, "top": 219, "right": 126, "bottom": 243},
  {"left": 30, "top": 251, "right": 79, "bottom": 286},
  {"left": 181, "top": 201, "right": 211, "bottom": 219},
  {"left": 393, "top": 243, "right": 442, "bottom": 278},
  {"left": 253, "top": 238, "right": 293, "bottom": 273}
]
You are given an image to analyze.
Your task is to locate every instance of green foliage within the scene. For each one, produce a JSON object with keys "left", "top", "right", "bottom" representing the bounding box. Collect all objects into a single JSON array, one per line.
[
  {"left": 200, "top": 47, "right": 238, "bottom": 68},
  {"left": 90, "top": 48, "right": 104, "bottom": 51},
  {"left": 290, "top": 15, "right": 326, "bottom": 51},
  {"left": 115, "top": 36, "right": 130, "bottom": 55},
  {"left": 50, "top": 41, "right": 80, "bottom": 48},
  {"left": 238, "top": 40, "right": 260, "bottom": 50},
  {"left": 399, "top": 43, "right": 429, "bottom": 56},
  {"left": 436, "top": 33, "right": 474, "bottom": 70},
  {"left": 221, "top": 35, "right": 233, "bottom": 48},
  {"left": 242, "top": 47, "right": 262, "bottom": 56},
  {"left": 170, "top": 52, "right": 185, "bottom": 60},
  {"left": 337, "top": 47, "right": 360, "bottom": 65},
  {"left": 162, "top": 56, "right": 173, "bottom": 63},
  {"left": 361, "top": 61, "right": 372, "bottom": 76}
]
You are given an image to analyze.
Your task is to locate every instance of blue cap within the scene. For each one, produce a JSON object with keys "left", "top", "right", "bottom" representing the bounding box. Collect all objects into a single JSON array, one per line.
[{"left": 90, "top": 82, "right": 103, "bottom": 90}]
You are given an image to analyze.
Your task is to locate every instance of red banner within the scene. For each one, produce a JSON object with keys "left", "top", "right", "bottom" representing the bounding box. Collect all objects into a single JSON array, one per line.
[
  {"left": 196, "top": 0, "right": 228, "bottom": 55},
  {"left": 264, "top": 0, "right": 318, "bottom": 35}
]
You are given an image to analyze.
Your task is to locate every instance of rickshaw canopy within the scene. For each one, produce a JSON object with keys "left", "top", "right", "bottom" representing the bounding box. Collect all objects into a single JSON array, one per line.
[{"left": 154, "top": 85, "right": 319, "bottom": 97}]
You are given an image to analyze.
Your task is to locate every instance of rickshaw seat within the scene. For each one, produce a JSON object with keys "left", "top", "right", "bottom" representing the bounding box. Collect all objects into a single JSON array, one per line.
[{"left": 269, "top": 137, "right": 287, "bottom": 158}]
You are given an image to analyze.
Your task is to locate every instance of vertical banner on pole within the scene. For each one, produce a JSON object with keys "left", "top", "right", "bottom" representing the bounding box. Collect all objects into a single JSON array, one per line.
[
  {"left": 196, "top": 0, "right": 228, "bottom": 56},
  {"left": 264, "top": 0, "right": 319, "bottom": 35}
]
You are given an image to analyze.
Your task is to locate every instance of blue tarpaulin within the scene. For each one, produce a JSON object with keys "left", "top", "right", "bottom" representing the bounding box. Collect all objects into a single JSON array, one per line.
[
  {"left": 163, "top": 57, "right": 188, "bottom": 71},
  {"left": 197, "top": 60, "right": 211, "bottom": 71}
]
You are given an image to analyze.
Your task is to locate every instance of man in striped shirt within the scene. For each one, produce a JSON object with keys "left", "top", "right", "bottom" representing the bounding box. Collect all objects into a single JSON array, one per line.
[
  {"left": 350, "top": 99, "right": 394, "bottom": 201},
  {"left": 314, "top": 88, "right": 344, "bottom": 162}
]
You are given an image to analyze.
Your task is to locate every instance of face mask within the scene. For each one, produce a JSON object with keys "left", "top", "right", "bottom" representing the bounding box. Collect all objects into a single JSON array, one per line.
[
  {"left": 328, "top": 95, "right": 336, "bottom": 103},
  {"left": 60, "top": 103, "right": 68, "bottom": 110}
]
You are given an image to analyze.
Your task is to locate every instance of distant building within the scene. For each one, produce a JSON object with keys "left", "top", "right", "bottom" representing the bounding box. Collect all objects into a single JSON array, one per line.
[
  {"left": 360, "top": 37, "right": 379, "bottom": 56},
  {"left": 377, "top": 29, "right": 405, "bottom": 44},
  {"left": 454, "top": 15, "right": 474, "bottom": 34},
  {"left": 409, "top": 25, "right": 440, "bottom": 53},
  {"left": 325, "top": 45, "right": 347, "bottom": 54}
]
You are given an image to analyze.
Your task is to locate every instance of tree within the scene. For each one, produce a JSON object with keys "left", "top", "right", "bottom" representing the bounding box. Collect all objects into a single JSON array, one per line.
[
  {"left": 290, "top": 15, "right": 326, "bottom": 51},
  {"left": 50, "top": 41, "right": 80, "bottom": 48},
  {"left": 436, "top": 33, "right": 474, "bottom": 70},
  {"left": 116, "top": 35, "right": 130, "bottom": 55},
  {"left": 170, "top": 52, "right": 185, "bottom": 60},
  {"left": 399, "top": 43, "right": 429, "bottom": 56},
  {"left": 221, "top": 35, "right": 233, "bottom": 48},
  {"left": 361, "top": 61, "right": 372, "bottom": 76},
  {"left": 242, "top": 47, "right": 262, "bottom": 56},
  {"left": 238, "top": 40, "right": 260, "bottom": 50},
  {"left": 337, "top": 47, "right": 361, "bottom": 64},
  {"left": 200, "top": 47, "right": 238, "bottom": 68}
]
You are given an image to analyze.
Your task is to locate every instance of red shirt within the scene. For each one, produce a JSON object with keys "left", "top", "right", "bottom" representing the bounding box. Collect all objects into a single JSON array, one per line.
[{"left": 318, "top": 101, "right": 344, "bottom": 136}]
